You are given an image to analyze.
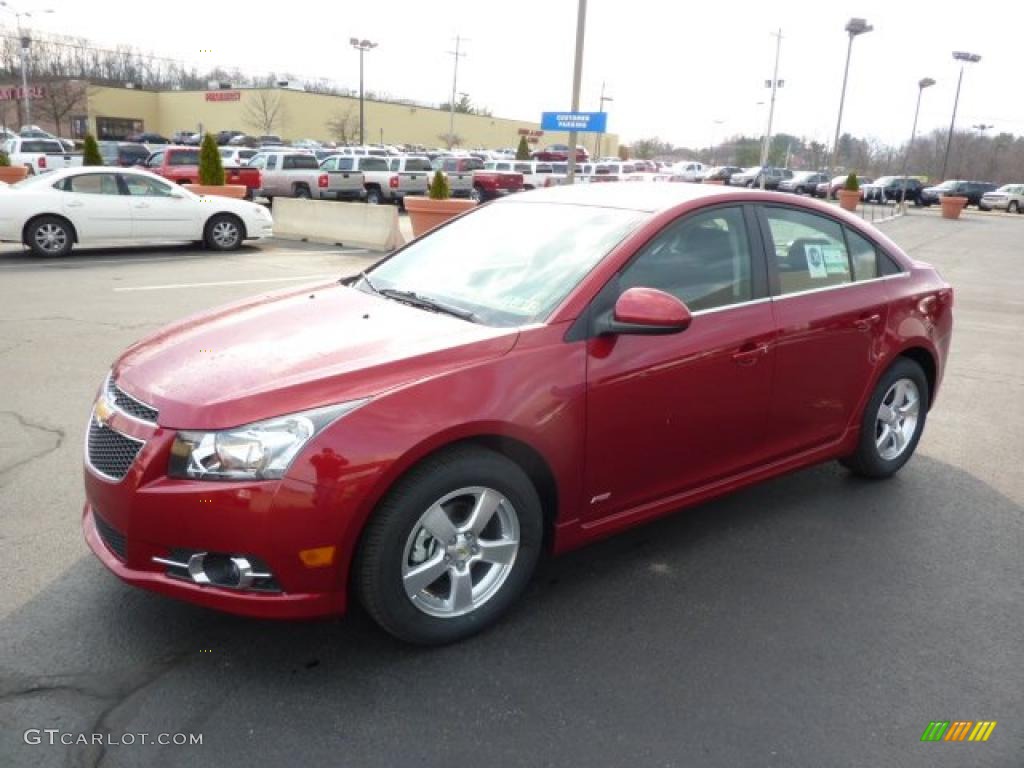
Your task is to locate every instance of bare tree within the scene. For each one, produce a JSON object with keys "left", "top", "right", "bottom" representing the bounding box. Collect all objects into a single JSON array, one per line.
[
  {"left": 437, "top": 132, "right": 463, "bottom": 150},
  {"left": 326, "top": 109, "right": 357, "bottom": 144},
  {"left": 33, "top": 79, "right": 92, "bottom": 137},
  {"left": 243, "top": 90, "right": 284, "bottom": 135}
]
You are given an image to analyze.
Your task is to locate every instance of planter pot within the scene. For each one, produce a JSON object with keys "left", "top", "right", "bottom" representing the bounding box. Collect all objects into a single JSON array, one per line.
[
  {"left": 837, "top": 189, "right": 861, "bottom": 212},
  {"left": 940, "top": 195, "right": 968, "bottom": 220},
  {"left": 404, "top": 196, "right": 477, "bottom": 237},
  {"left": 183, "top": 184, "right": 247, "bottom": 199},
  {"left": 0, "top": 165, "right": 30, "bottom": 184}
]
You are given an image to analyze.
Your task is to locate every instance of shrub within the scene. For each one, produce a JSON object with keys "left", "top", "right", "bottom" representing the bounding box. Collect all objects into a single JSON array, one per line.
[
  {"left": 82, "top": 134, "right": 103, "bottom": 166},
  {"left": 0, "top": 150, "right": 9, "bottom": 167},
  {"left": 199, "top": 133, "right": 225, "bottom": 186},
  {"left": 515, "top": 136, "right": 531, "bottom": 160},
  {"left": 428, "top": 169, "right": 450, "bottom": 200},
  {"left": 844, "top": 172, "right": 859, "bottom": 192}
]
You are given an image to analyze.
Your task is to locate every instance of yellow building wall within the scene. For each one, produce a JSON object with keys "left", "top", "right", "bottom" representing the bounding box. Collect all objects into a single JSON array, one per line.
[{"left": 86, "top": 86, "right": 618, "bottom": 154}]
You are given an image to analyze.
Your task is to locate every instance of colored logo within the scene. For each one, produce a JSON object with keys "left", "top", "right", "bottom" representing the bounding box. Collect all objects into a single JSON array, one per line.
[{"left": 921, "top": 721, "right": 997, "bottom": 742}]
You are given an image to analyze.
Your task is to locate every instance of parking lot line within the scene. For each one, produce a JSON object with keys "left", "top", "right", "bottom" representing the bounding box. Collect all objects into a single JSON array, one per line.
[{"left": 114, "top": 274, "right": 337, "bottom": 292}]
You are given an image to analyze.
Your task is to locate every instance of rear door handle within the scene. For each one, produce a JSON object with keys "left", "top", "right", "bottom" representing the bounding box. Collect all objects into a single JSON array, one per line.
[
  {"left": 854, "top": 314, "right": 881, "bottom": 331},
  {"left": 732, "top": 343, "right": 770, "bottom": 366},
  {"left": 65, "top": 201, "right": 84, "bottom": 208},
  {"left": 133, "top": 203, "right": 150, "bottom": 209}
]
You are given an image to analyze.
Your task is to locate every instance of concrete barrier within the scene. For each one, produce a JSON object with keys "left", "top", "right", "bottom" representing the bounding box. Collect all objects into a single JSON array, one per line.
[{"left": 271, "top": 198, "right": 406, "bottom": 251}]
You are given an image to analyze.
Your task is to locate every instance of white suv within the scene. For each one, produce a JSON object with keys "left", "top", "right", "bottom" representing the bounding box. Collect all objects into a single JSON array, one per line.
[{"left": 980, "top": 184, "right": 1024, "bottom": 214}]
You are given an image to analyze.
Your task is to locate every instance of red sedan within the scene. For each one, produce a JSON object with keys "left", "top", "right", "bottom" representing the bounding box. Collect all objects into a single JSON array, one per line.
[{"left": 83, "top": 184, "right": 953, "bottom": 644}]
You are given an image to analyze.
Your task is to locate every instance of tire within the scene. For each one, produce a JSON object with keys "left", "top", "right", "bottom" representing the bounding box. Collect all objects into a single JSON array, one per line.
[
  {"left": 841, "top": 357, "right": 929, "bottom": 479},
  {"left": 366, "top": 187, "right": 382, "bottom": 205},
  {"left": 293, "top": 185, "right": 312, "bottom": 199},
  {"left": 1008, "top": 201, "right": 1019, "bottom": 214},
  {"left": 203, "top": 214, "right": 244, "bottom": 251},
  {"left": 356, "top": 446, "right": 543, "bottom": 645},
  {"left": 25, "top": 215, "right": 74, "bottom": 257},
  {"left": 470, "top": 186, "right": 484, "bottom": 203}
]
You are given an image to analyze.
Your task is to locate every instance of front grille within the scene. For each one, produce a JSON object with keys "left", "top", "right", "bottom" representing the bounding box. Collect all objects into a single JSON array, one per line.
[
  {"left": 94, "top": 511, "right": 127, "bottom": 560},
  {"left": 106, "top": 376, "right": 159, "bottom": 423},
  {"left": 87, "top": 419, "right": 144, "bottom": 480}
]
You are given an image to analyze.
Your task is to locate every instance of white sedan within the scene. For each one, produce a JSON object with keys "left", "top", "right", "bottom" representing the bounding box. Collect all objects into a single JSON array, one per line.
[{"left": 0, "top": 167, "right": 273, "bottom": 257}]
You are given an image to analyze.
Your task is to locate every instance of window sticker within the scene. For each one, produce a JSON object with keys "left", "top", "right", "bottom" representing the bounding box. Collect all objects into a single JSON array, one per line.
[
  {"left": 804, "top": 244, "right": 827, "bottom": 278},
  {"left": 822, "top": 246, "right": 850, "bottom": 275}
]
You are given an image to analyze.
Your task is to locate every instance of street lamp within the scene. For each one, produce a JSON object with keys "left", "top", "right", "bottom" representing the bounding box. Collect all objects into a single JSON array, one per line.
[
  {"left": 349, "top": 38, "right": 377, "bottom": 146},
  {"left": 829, "top": 17, "right": 873, "bottom": 177},
  {"left": 710, "top": 119, "right": 724, "bottom": 165},
  {"left": 940, "top": 51, "right": 981, "bottom": 180},
  {"left": 0, "top": 2, "right": 55, "bottom": 128},
  {"left": 899, "top": 77, "right": 935, "bottom": 208},
  {"left": 595, "top": 81, "right": 612, "bottom": 158}
]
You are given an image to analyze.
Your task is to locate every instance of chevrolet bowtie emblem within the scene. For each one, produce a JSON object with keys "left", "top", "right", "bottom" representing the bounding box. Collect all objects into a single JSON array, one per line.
[{"left": 94, "top": 397, "right": 113, "bottom": 427}]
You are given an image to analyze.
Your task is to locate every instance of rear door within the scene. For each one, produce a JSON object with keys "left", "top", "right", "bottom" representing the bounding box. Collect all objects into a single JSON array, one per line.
[
  {"left": 757, "top": 205, "right": 891, "bottom": 458},
  {"left": 121, "top": 173, "right": 198, "bottom": 240}
]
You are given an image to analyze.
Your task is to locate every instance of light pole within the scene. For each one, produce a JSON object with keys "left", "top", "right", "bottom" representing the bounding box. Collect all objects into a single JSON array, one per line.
[
  {"left": 594, "top": 81, "right": 612, "bottom": 158},
  {"left": 446, "top": 35, "right": 467, "bottom": 149},
  {"left": 829, "top": 17, "right": 873, "bottom": 181},
  {"left": 899, "top": 77, "right": 935, "bottom": 208},
  {"left": 710, "top": 119, "right": 723, "bottom": 165},
  {"left": 0, "top": 2, "right": 55, "bottom": 128},
  {"left": 940, "top": 51, "right": 981, "bottom": 180},
  {"left": 349, "top": 38, "right": 377, "bottom": 146},
  {"left": 758, "top": 28, "right": 783, "bottom": 189},
  {"left": 566, "top": 0, "right": 587, "bottom": 184}
]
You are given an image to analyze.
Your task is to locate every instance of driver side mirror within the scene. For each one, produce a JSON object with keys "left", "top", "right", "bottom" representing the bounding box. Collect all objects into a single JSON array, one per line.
[{"left": 599, "top": 287, "right": 693, "bottom": 336}]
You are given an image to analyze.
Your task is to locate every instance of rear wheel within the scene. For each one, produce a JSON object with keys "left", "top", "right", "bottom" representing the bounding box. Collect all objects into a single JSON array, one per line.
[
  {"left": 1009, "top": 201, "right": 1019, "bottom": 214},
  {"left": 366, "top": 187, "right": 382, "bottom": 205},
  {"left": 203, "top": 214, "right": 244, "bottom": 251},
  {"left": 293, "top": 185, "right": 312, "bottom": 199},
  {"left": 356, "top": 447, "right": 543, "bottom": 645},
  {"left": 25, "top": 216, "right": 73, "bottom": 257},
  {"left": 841, "top": 358, "right": 929, "bottom": 479}
]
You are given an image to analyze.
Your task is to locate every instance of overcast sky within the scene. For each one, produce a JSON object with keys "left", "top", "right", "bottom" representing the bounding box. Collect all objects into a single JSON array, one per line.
[{"left": 13, "top": 0, "right": 1024, "bottom": 148}]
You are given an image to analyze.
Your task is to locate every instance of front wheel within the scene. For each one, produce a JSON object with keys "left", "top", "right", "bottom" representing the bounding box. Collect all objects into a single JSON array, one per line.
[
  {"left": 469, "top": 186, "right": 484, "bottom": 203},
  {"left": 841, "top": 357, "right": 929, "bottom": 479},
  {"left": 203, "top": 214, "right": 244, "bottom": 251},
  {"left": 1008, "top": 201, "right": 1019, "bottom": 214},
  {"left": 356, "top": 447, "right": 543, "bottom": 645}
]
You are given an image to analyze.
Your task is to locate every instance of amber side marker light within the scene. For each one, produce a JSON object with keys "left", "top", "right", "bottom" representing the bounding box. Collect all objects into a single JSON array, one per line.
[{"left": 299, "top": 546, "right": 336, "bottom": 567}]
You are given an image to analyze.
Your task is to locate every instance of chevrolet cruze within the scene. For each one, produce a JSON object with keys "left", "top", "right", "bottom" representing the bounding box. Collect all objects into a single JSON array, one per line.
[{"left": 83, "top": 184, "right": 953, "bottom": 644}]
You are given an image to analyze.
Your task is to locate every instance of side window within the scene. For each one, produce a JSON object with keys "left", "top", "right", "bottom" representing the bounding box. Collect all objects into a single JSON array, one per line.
[
  {"left": 846, "top": 228, "right": 881, "bottom": 281},
  {"left": 764, "top": 207, "right": 851, "bottom": 295},
  {"left": 282, "top": 156, "right": 294, "bottom": 170},
  {"left": 147, "top": 152, "right": 163, "bottom": 167},
  {"left": 389, "top": 159, "right": 399, "bottom": 171},
  {"left": 65, "top": 173, "right": 121, "bottom": 195},
  {"left": 619, "top": 207, "right": 754, "bottom": 312},
  {"left": 266, "top": 155, "right": 278, "bottom": 170}
]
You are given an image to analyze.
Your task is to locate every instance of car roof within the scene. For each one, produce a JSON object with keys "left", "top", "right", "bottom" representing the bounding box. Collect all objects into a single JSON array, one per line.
[{"left": 496, "top": 182, "right": 744, "bottom": 212}]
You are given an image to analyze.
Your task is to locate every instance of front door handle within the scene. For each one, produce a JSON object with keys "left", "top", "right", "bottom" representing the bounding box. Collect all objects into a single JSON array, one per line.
[
  {"left": 732, "top": 343, "right": 769, "bottom": 366},
  {"left": 854, "top": 314, "right": 881, "bottom": 332},
  {"left": 133, "top": 203, "right": 150, "bottom": 209},
  {"left": 65, "top": 201, "right": 84, "bottom": 208}
]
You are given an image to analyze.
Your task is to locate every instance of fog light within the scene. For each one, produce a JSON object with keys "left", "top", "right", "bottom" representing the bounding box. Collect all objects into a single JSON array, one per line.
[{"left": 187, "top": 553, "right": 255, "bottom": 588}]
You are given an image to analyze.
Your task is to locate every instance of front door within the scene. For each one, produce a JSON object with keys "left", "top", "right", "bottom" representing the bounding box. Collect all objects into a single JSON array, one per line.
[
  {"left": 59, "top": 172, "right": 133, "bottom": 241},
  {"left": 121, "top": 174, "right": 197, "bottom": 240},
  {"left": 584, "top": 205, "right": 776, "bottom": 520},
  {"left": 758, "top": 205, "right": 891, "bottom": 458}
]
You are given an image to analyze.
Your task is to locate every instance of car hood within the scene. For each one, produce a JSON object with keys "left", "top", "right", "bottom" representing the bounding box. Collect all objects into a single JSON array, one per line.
[{"left": 113, "top": 282, "right": 519, "bottom": 429}]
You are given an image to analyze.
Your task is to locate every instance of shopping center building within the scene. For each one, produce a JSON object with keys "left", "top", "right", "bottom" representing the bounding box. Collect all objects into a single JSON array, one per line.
[{"left": 1, "top": 82, "right": 619, "bottom": 153}]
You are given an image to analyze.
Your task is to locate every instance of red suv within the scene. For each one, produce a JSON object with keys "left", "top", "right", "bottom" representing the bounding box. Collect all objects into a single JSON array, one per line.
[{"left": 84, "top": 185, "right": 953, "bottom": 644}]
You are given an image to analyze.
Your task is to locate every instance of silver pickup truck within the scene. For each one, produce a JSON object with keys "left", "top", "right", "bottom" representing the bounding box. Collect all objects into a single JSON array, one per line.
[
  {"left": 325, "top": 155, "right": 427, "bottom": 205},
  {"left": 249, "top": 151, "right": 364, "bottom": 201}
]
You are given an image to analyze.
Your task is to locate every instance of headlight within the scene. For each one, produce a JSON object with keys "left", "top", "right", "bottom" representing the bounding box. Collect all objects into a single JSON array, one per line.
[{"left": 168, "top": 400, "right": 366, "bottom": 481}]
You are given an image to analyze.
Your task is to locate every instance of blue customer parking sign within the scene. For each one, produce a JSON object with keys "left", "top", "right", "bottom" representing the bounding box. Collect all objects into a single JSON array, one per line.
[{"left": 540, "top": 111, "right": 607, "bottom": 133}]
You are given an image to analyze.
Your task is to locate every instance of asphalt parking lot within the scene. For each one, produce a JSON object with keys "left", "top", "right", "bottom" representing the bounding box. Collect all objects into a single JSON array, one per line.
[{"left": 1, "top": 211, "right": 1022, "bottom": 768}]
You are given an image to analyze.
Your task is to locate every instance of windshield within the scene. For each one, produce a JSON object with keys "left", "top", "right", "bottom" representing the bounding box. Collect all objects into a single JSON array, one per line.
[{"left": 364, "top": 202, "right": 645, "bottom": 327}]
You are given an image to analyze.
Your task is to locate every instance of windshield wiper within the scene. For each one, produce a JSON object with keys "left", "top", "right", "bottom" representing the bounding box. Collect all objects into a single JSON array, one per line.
[
  {"left": 356, "top": 271, "right": 379, "bottom": 294},
  {"left": 378, "top": 288, "right": 479, "bottom": 323}
]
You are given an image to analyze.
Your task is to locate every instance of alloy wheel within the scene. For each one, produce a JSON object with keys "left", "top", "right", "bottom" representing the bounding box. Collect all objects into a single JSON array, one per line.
[
  {"left": 211, "top": 221, "right": 239, "bottom": 248},
  {"left": 401, "top": 486, "right": 520, "bottom": 618},
  {"left": 875, "top": 378, "right": 921, "bottom": 461},
  {"left": 34, "top": 223, "right": 68, "bottom": 254}
]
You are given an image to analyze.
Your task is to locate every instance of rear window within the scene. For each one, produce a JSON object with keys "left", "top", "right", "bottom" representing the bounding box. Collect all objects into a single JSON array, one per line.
[
  {"left": 360, "top": 157, "right": 389, "bottom": 171},
  {"left": 403, "top": 157, "right": 432, "bottom": 172},
  {"left": 120, "top": 146, "right": 149, "bottom": 161},
  {"left": 21, "top": 140, "right": 64, "bottom": 153},
  {"left": 168, "top": 150, "right": 199, "bottom": 166},
  {"left": 462, "top": 158, "right": 484, "bottom": 171}
]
